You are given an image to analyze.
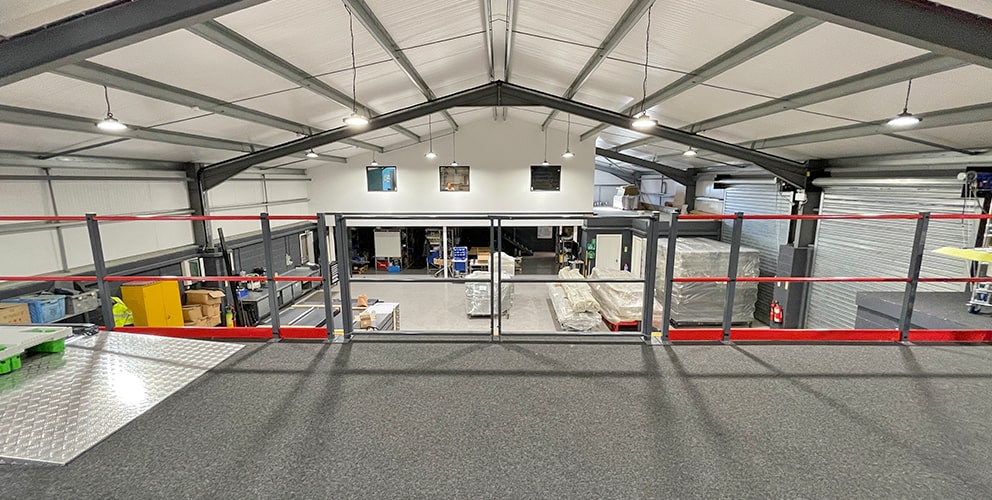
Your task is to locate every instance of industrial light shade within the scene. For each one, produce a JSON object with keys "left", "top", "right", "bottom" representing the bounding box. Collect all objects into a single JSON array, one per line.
[
  {"left": 887, "top": 111, "right": 921, "bottom": 128},
  {"left": 370, "top": 159, "right": 379, "bottom": 166},
  {"left": 561, "top": 150, "right": 574, "bottom": 159},
  {"left": 305, "top": 150, "right": 319, "bottom": 159},
  {"left": 343, "top": 112, "right": 369, "bottom": 126},
  {"left": 631, "top": 112, "right": 657, "bottom": 129},
  {"left": 450, "top": 160, "right": 459, "bottom": 166},
  {"left": 541, "top": 160, "right": 550, "bottom": 166},
  {"left": 96, "top": 114, "right": 127, "bottom": 132},
  {"left": 425, "top": 151, "right": 437, "bottom": 160},
  {"left": 683, "top": 148, "right": 697, "bottom": 157}
]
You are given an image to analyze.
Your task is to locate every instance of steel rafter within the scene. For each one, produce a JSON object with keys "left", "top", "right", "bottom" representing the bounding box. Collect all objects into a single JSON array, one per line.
[
  {"left": 341, "top": 0, "right": 459, "bottom": 130},
  {"left": 0, "top": 0, "right": 268, "bottom": 88},
  {"left": 56, "top": 61, "right": 384, "bottom": 153},
  {"left": 188, "top": 21, "right": 419, "bottom": 143},
  {"left": 200, "top": 81, "right": 808, "bottom": 189},
  {"left": 579, "top": 13, "right": 821, "bottom": 141},
  {"left": 613, "top": 53, "right": 965, "bottom": 152},
  {"left": 750, "top": 0, "right": 992, "bottom": 69},
  {"left": 539, "top": 0, "right": 656, "bottom": 130},
  {"left": 0, "top": 104, "right": 346, "bottom": 163},
  {"left": 596, "top": 148, "right": 695, "bottom": 186}
]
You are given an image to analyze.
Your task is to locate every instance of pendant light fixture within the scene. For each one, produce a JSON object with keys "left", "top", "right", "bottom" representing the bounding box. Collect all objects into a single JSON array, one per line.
[
  {"left": 306, "top": 149, "right": 319, "bottom": 159},
  {"left": 561, "top": 113, "right": 575, "bottom": 159},
  {"left": 96, "top": 85, "right": 128, "bottom": 132},
  {"left": 682, "top": 147, "right": 697, "bottom": 157},
  {"left": 450, "top": 131, "right": 458, "bottom": 167},
  {"left": 631, "top": 6, "right": 657, "bottom": 130},
  {"left": 370, "top": 150, "right": 378, "bottom": 166},
  {"left": 541, "top": 127, "right": 550, "bottom": 166},
  {"left": 425, "top": 113, "right": 437, "bottom": 159},
  {"left": 887, "top": 79, "right": 921, "bottom": 128},
  {"left": 342, "top": 4, "right": 368, "bottom": 127}
]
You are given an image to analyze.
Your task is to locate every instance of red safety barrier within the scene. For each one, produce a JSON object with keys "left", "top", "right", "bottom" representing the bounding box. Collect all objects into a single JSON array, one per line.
[{"left": 116, "top": 326, "right": 329, "bottom": 340}]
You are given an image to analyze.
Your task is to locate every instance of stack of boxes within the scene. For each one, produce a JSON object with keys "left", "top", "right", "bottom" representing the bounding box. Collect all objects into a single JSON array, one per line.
[{"left": 183, "top": 289, "right": 225, "bottom": 327}]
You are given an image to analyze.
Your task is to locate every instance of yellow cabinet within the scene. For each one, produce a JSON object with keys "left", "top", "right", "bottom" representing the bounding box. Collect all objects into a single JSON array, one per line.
[{"left": 120, "top": 281, "right": 183, "bottom": 327}]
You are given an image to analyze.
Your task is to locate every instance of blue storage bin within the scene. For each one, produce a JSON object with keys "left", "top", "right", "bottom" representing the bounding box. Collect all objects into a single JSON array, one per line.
[
  {"left": 387, "top": 265, "right": 401, "bottom": 273},
  {"left": 2, "top": 295, "right": 65, "bottom": 323}
]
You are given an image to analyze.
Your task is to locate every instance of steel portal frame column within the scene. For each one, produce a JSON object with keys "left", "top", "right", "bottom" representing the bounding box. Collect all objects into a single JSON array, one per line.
[
  {"left": 899, "top": 212, "right": 930, "bottom": 342},
  {"left": 333, "top": 214, "right": 354, "bottom": 342},
  {"left": 85, "top": 213, "right": 115, "bottom": 331},
  {"left": 723, "top": 213, "right": 745, "bottom": 342},
  {"left": 260, "top": 213, "right": 280, "bottom": 337},
  {"left": 316, "top": 213, "right": 335, "bottom": 339},
  {"left": 641, "top": 212, "right": 661, "bottom": 343},
  {"left": 659, "top": 213, "right": 679, "bottom": 344}
]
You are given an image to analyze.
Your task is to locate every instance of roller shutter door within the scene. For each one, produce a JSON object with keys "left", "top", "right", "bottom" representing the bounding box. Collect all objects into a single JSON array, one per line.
[
  {"left": 721, "top": 184, "right": 791, "bottom": 323},
  {"left": 805, "top": 184, "right": 979, "bottom": 329}
]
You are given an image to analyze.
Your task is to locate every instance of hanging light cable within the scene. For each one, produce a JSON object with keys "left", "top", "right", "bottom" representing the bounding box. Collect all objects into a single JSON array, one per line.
[
  {"left": 541, "top": 127, "right": 550, "bottom": 166},
  {"left": 451, "top": 130, "right": 458, "bottom": 166},
  {"left": 887, "top": 79, "right": 921, "bottom": 128},
  {"left": 562, "top": 113, "right": 574, "bottom": 159},
  {"left": 425, "top": 114, "right": 437, "bottom": 159},
  {"left": 96, "top": 85, "right": 127, "bottom": 131},
  {"left": 632, "top": 6, "right": 657, "bottom": 129},
  {"left": 370, "top": 150, "right": 378, "bottom": 166},
  {"left": 342, "top": 4, "right": 368, "bottom": 127}
]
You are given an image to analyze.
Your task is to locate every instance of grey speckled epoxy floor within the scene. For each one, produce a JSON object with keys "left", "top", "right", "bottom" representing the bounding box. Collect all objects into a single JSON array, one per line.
[{"left": 4, "top": 342, "right": 992, "bottom": 499}]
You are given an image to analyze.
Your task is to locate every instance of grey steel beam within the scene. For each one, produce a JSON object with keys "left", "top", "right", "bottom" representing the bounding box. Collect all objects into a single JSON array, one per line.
[
  {"left": 497, "top": 83, "right": 809, "bottom": 188},
  {"left": 579, "top": 13, "right": 821, "bottom": 141},
  {"left": 342, "top": 0, "right": 459, "bottom": 131},
  {"left": 0, "top": 104, "right": 346, "bottom": 163},
  {"left": 611, "top": 53, "right": 966, "bottom": 152},
  {"left": 687, "top": 53, "right": 965, "bottom": 133},
  {"left": 188, "top": 21, "right": 420, "bottom": 142},
  {"left": 482, "top": 0, "right": 496, "bottom": 81},
  {"left": 56, "top": 61, "right": 384, "bottom": 153},
  {"left": 0, "top": 150, "right": 184, "bottom": 170},
  {"left": 750, "top": 0, "right": 992, "bottom": 69},
  {"left": 748, "top": 101, "right": 992, "bottom": 149},
  {"left": 501, "top": 0, "right": 518, "bottom": 120},
  {"left": 0, "top": 0, "right": 268, "bottom": 88},
  {"left": 200, "top": 81, "right": 501, "bottom": 189},
  {"left": 540, "top": 0, "right": 656, "bottom": 130},
  {"left": 596, "top": 148, "right": 696, "bottom": 186}
]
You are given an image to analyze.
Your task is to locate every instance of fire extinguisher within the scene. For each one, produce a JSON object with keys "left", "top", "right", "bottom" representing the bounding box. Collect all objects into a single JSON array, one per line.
[{"left": 769, "top": 300, "right": 783, "bottom": 326}]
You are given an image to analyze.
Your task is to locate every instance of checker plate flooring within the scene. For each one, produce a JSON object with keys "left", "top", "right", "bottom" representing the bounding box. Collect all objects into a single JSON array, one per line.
[{"left": 0, "top": 332, "right": 242, "bottom": 465}]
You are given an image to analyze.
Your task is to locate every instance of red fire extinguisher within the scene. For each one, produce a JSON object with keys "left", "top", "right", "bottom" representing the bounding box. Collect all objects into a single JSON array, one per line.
[{"left": 769, "top": 300, "right": 783, "bottom": 326}]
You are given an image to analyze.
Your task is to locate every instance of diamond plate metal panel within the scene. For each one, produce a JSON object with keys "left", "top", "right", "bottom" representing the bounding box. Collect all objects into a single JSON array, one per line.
[{"left": 0, "top": 332, "right": 242, "bottom": 465}]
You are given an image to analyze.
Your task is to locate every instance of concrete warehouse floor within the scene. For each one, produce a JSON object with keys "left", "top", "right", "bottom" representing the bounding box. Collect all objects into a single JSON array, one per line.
[{"left": 2, "top": 342, "right": 992, "bottom": 498}]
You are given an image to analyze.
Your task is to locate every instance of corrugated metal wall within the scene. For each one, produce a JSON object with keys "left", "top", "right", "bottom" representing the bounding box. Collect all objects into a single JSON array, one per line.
[
  {"left": 805, "top": 184, "right": 980, "bottom": 329},
  {"left": 721, "top": 184, "right": 791, "bottom": 322},
  {"left": 208, "top": 174, "right": 311, "bottom": 237}
]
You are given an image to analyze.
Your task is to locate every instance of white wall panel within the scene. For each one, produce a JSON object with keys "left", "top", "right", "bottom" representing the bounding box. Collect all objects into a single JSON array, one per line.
[
  {"left": 264, "top": 179, "right": 309, "bottom": 202},
  {"left": 209, "top": 180, "right": 266, "bottom": 207}
]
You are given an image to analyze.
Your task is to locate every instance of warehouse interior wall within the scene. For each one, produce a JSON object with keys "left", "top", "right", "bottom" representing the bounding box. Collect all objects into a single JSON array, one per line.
[
  {"left": 693, "top": 176, "right": 726, "bottom": 214},
  {"left": 0, "top": 166, "right": 194, "bottom": 280},
  {"left": 593, "top": 170, "right": 628, "bottom": 206},
  {"left": 308, "top": 117, "right": 595, "bottom": 214},
  {"left": 207, "top": 173, "right": 312, "bottom": 238}
]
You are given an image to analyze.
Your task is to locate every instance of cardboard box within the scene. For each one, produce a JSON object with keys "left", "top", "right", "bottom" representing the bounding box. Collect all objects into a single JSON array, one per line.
[
  {"left": 200, "top": 304, "right": 220, "bottom": 317},
  {"left": 185, "top": 315, "right": 221, "bottom": 327},
  {"left": 182, "top": 305, "right": 203, "bottom": 322},
  {"left": 185, "top": 289, "right": 225, "bottom": 306},
  {"left": 0, "top": 303, "right": 31, "bottom": 324}
]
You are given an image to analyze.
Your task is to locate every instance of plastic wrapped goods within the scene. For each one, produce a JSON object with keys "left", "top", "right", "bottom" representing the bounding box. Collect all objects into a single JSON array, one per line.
[
  {"left": 588, "top": 268, "right": 663, "bottom": 327},
  {"left": 547, "top": 284, "right": 600, "bottom": 331},
  {"left": 558, "top": 268, "right": 600, "bottom": 313},
  {"left": 654, "top": 238, "right": 760, "bottom": 324},
  {"left": 465, "top": 271, "right": 513, "bottom": 316}
]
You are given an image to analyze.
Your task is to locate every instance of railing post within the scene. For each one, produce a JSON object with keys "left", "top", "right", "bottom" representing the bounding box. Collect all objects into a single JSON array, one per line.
[
  {"left": 660, "top": 212, "right": 679, "bottom": 344},
  {"left": 489, "top": 217, "right": 498, "bottom": 341},
  {"left": 723, "top": 212, "right": 744, "bottom": 343},
  {"left": 642, "top": 211, "right": 661, "bottom": 344},
  {"left": 900, "top": 212, "right": 930, "bottom": 343},
  {"left": 260, "top": 213, "right": 280, "bottom": 338},
  {"left": 497, "top": 217, "right": 504, "bottom": 341},
  {"left": 85, "top": 213, "right": 115, "bottom": 331},
  {"left": 333, "top": 214, "right": 354, "bottom": 342},
  {"left": 316, "top": 213, "right": 334, "bottom": 340}
]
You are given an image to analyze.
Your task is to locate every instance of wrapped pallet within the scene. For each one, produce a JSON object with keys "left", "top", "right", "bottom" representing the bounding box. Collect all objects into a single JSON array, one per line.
[
  {"left": 465, "top": 271, "right": 513, "bottom": 316},
  {"left": 558, "top": 268, "right": 599, "bottom": 313},
  {"left": 588, "top": 268, "right": 663, "bottom": 327},
  {"left": 547, "top": 284, "right": 600, "bottom": 331},
  {"left": 654, "top": 238, "right": 760, "bottom": 325}
]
